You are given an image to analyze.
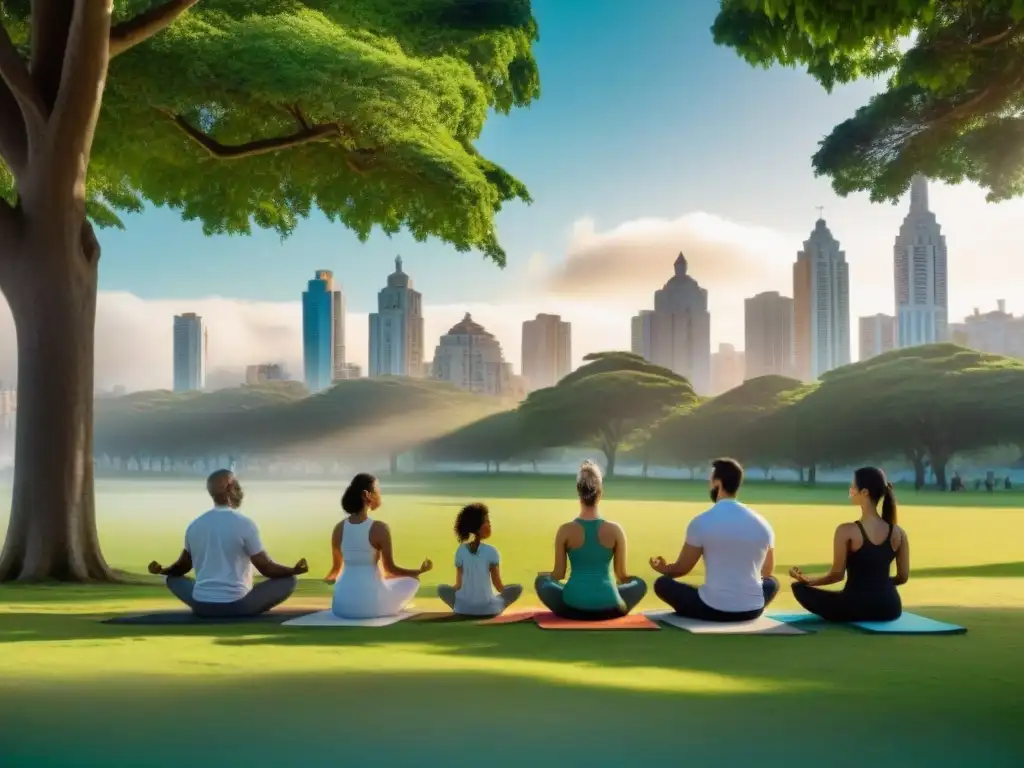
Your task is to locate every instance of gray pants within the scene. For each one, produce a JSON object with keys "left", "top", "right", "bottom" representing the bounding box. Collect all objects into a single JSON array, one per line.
[
  {"left": 436, "top": 584, "right": 523, "bottom": 616},
  {"left": 166, "top": 575, "right": 298, "bottom": 618}
]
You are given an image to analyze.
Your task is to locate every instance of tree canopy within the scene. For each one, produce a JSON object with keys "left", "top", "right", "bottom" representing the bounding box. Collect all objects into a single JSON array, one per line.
[
  {"left": 713, "top": 0, "right": 1024, "bottom": 202},
  {"left": 647, "top": 374, "right": 804, "bottom": 468},
  {"left": 519, "top": 352, "right": 697, "bottom": 476},
  {"left": 1, "top": 0, "right": 541, "bottom": 261}
]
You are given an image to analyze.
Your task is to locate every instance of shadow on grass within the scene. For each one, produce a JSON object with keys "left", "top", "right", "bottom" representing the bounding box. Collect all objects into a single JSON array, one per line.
[{"left": 0, "top": 606, "right": 1021, "bottom": 765}]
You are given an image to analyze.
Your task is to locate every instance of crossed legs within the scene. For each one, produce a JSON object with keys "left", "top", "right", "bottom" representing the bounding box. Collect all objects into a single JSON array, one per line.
[
  {"left": 654, "top": 575, "right": 779, "bottom": 622},
  {"left": 166, "top": 576, "right": 298, "bottom": 618}
]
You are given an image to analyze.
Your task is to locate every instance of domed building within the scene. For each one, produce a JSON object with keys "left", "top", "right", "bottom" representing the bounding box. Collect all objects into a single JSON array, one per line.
[
  {"left": 630, "top": 253, "right": 711, "bottom": 394},
  {"left": 429, "top": 313, "right": 522, "bottom": 397}
]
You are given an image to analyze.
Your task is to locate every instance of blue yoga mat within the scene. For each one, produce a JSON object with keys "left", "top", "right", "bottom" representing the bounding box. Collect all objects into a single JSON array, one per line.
[{"left": 768, "top": 611, "right": 966, "bottom": 635}]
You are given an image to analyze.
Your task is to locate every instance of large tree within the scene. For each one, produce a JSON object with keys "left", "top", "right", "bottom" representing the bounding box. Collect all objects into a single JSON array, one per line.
[
  {"left": 713, "top": 0, "right": 1024, "bottom": 202},
  {"left": 645, "top": 374, "right": 803, "bottom": 470},
  {"left": 781, "top": 345, "right": 1024, "bottom": 487},
  {"left": 520, "top": 352, "right": 696, "bottom": 476},
  {"left": 0, "top": 1, "right": 539, "bottom": 581}
]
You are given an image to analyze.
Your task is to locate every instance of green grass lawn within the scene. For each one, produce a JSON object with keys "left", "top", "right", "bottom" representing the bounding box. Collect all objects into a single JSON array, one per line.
[{"left": 0, "top": 475, "right": 1022, "bottom": 766}]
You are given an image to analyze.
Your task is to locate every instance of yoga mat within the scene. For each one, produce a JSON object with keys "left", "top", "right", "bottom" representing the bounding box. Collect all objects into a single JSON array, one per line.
[
  {"left": 281, "top": 609, "right": 415, "bottom": 628},
  {"left": 103, "top": 608, "right": 315, "bottom": 626},
  {"left": 535, "top": 612, "right": 660, "bottom": 630},
  {"left": 477, "top": 609, "right": 542, "bottom": 625},
  {"left": 769, "top": 611, "right": 967, "bottom": 635},
  {"left": 646, "top": 611, "right": 807, "bottom": 635}
]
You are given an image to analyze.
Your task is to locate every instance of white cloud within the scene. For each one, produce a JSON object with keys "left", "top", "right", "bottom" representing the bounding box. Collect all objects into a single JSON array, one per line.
[
  {"left": 536, "top": 211, "right": 798, "bottom": 350},
  {"left": 0, "top": 293, "right": 630, "bottom": 392}
]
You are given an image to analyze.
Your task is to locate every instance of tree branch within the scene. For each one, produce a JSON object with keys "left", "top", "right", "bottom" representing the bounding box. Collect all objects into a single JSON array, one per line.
[
  {"left": 109, "top": 0, "right": 201, "bottom": 58},
  {"left": 160, "top": 109, "right": 345, "bottom": 159},
  {"left": 30, "top": 0, "right": 75, "bottom": 110},
  {"left": 0, "top": 81, "right": 28, "bottom": 174},
  {"left": 0, "top": 17, "right": 48, "bottom": 140},
  {"left": 43, "top": 1, "right": 111, "bottom": 198}
]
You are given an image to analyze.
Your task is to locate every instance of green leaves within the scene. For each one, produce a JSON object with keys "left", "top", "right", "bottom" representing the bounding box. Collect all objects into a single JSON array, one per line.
[
  {"left": 713, "top": 0, "right": 1024, "bottom": 202},
  {"left": 2, "top": 1, "right": 541, "bottom": 263}
]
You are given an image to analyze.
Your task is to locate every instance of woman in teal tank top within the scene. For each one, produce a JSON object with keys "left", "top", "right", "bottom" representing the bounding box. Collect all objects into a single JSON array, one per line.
[{"left": 534, "top": 461, "right": 647, "bottom": 620}]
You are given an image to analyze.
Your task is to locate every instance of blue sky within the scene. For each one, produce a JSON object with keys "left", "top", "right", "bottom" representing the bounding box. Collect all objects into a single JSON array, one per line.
[{"left": 6, "top": 0, "right": 1020, "bottom": 390}]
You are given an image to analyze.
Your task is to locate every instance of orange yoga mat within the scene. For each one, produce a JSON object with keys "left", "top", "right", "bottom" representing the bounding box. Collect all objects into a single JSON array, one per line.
[{"left": 535, "top": 611, "right": 660, "bottom": 630}]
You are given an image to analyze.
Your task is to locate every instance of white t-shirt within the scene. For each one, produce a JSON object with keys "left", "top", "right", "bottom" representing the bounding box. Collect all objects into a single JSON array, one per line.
[
  {"left": 453, "top": 542, "right": 502, "bottom": 615},
  {"left": 686, "top": 499, "right": 774, "bottom": 613},
  {"left": 185, "top": 506, "right": 264, "bottom": 603}
]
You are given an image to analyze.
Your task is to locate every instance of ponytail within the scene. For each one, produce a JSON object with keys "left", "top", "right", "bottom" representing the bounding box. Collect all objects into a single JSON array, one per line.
[
  {"left": 341, "top": 473, "right": 377, "bottom": 515},
  {"left": 881, "top": 482, "right": 897, "bottom": 526}
]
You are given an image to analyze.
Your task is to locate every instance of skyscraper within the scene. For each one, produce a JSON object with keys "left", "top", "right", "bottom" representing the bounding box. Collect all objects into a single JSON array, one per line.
[
  {"left": 710, "top": 343, "right": 745, "bottom": 394},
  {"left": 858, "top": 314, "right": 896, "bottom": 361},
  {"left": 173, "top": 312, "right": 207, "bottom": 392},
  {"left": 744, "top": 291, "right": 795, "bottom": 379},
  {"left": 521, "top": 313, "right": 571, "bottom": 391},
  {"left": 793, "top": 218, "right": 850, "bottom": 380},
  {"left": 302, "top": 270, "right": 345, "bottom": 392},
  {"left": 895, "top": 174, "right": 948, "bottom": 348},
  {"left": 368, "top": 256, "right": 424, "bottom": 378},
  {"left": 630, "top": 253, "right": 711, "bottom": 394}
]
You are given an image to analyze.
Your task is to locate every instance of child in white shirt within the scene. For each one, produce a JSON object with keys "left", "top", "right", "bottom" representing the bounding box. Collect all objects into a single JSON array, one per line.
[{"left": 436, "top": 503, "right": 522, "bottom": 616}]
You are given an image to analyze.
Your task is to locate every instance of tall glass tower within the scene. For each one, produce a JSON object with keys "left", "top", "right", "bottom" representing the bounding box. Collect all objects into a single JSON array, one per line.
[{"left": 302, "top": 271, "right": 345, "bottom": 392}]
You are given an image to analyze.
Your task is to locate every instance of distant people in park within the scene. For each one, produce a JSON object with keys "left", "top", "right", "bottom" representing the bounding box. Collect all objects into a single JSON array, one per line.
[
  {"left": 436, "top": 502, "right": 522, "bottom": 617},
  {"left": 148, "top": 469, "right": 307, "bottom": 618},
  {"left": 950, "top": 472, "right": 964, "bottom": 492},
  {"left": 789, "top": 466, "right": 910, "bottom": 623},
  {"left": 534, "top": 460, "right": 648, "bottom": 620},
  {"left": 649, "top": 457, "right": 779, "bottom": 622},
  {"left": 325, "top": 473, "right": 432, "bottom": 618}
]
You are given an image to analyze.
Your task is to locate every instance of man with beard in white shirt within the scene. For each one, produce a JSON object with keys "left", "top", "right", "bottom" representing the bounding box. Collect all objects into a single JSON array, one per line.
[{"left": 649, "top": 458, "right": 779, "bottom": 621}]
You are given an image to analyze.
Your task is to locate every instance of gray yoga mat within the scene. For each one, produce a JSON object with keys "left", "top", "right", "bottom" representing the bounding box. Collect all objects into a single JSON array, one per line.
[{"left": 103, "top": 608, "right": 316, "bottom": 625}]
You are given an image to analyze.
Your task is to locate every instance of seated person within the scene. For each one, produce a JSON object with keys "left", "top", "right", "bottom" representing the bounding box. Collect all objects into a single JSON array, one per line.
[
  {"left": 650, "top": 457, "right": 778, "bottom": 622},
  {"left": 789, "top": 467, "right": 909, "bottom": 622},
  {"left": 325, "top": 473, "right": 432, "bottom": 619},
  {"left": 148, "top": 469, "right": 307, "bottom": 618},
  {"left": 437, "top": 502, "right": 522, "bottom": 617},
  {"left": 534, "top": 461, "right": 647, "bottom": 620}
]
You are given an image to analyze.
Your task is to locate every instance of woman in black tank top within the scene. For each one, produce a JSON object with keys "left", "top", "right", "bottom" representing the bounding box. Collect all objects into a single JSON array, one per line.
[{"left": 789, "top": 467, "right": 911, "bottom": 623}]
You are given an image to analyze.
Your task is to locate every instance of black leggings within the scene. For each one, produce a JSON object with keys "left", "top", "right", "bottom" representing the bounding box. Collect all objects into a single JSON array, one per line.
[{"left": 792, "top": 582, "right": 902, "bottom": 623}]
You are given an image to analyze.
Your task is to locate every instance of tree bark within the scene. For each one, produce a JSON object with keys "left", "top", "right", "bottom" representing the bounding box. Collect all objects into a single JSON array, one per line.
[
  {"left": 0, "top": 222, "right": 115, "bottom": 582},
  {"left": 604, "top": 447, "right": 617, "bottom": 477}
]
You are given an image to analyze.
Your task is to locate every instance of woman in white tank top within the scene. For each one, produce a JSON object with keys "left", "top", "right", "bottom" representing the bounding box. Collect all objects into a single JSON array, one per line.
[{"left": 325, "top": 473, "right": 432, "bottom": 619}]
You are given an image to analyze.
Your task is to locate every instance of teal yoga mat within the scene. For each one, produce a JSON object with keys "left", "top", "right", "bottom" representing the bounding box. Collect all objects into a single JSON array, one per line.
[{"left": 769, "top": 611, "right": 966, "bottom": 635}]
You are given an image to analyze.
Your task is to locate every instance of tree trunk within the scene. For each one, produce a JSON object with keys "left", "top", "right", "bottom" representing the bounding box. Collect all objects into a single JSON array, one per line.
[
  {"left": 906, "top": 450, "right": 926, "bottom": 490},
  {"left": 807, "top": 465, "right": 817, "bottom": 485},
  {"left": 389, "top": 452, "right": 399, "bottom": 475},
  {"left": 931, "top": 454, "right": 949, "bottom": 490},
  {"left": 604, "top": 447, "right": 617, "bottom": 477},
  {"left": 641, "top": 457, "right": 649, "bottom": 478},
  {"left": 0, "top": 223, "right": 115, "bottom": 582}
]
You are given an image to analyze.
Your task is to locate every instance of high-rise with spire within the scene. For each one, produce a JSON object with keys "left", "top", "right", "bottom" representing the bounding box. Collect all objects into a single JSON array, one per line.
[
  {"left": 302, "top": 270, "right": 346, "bottom": 392},
  {"left": 894, "top": 174, "right": 948, "bottom": 348},
  {"left": 793, "top": 218, "right": 850, "bottom": 380},
  {"left": 630, "top": 253, "right": 711, "bottom": 393},
  {"left": 368, "top": 255, "right": 425, "bottom": 378}
]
